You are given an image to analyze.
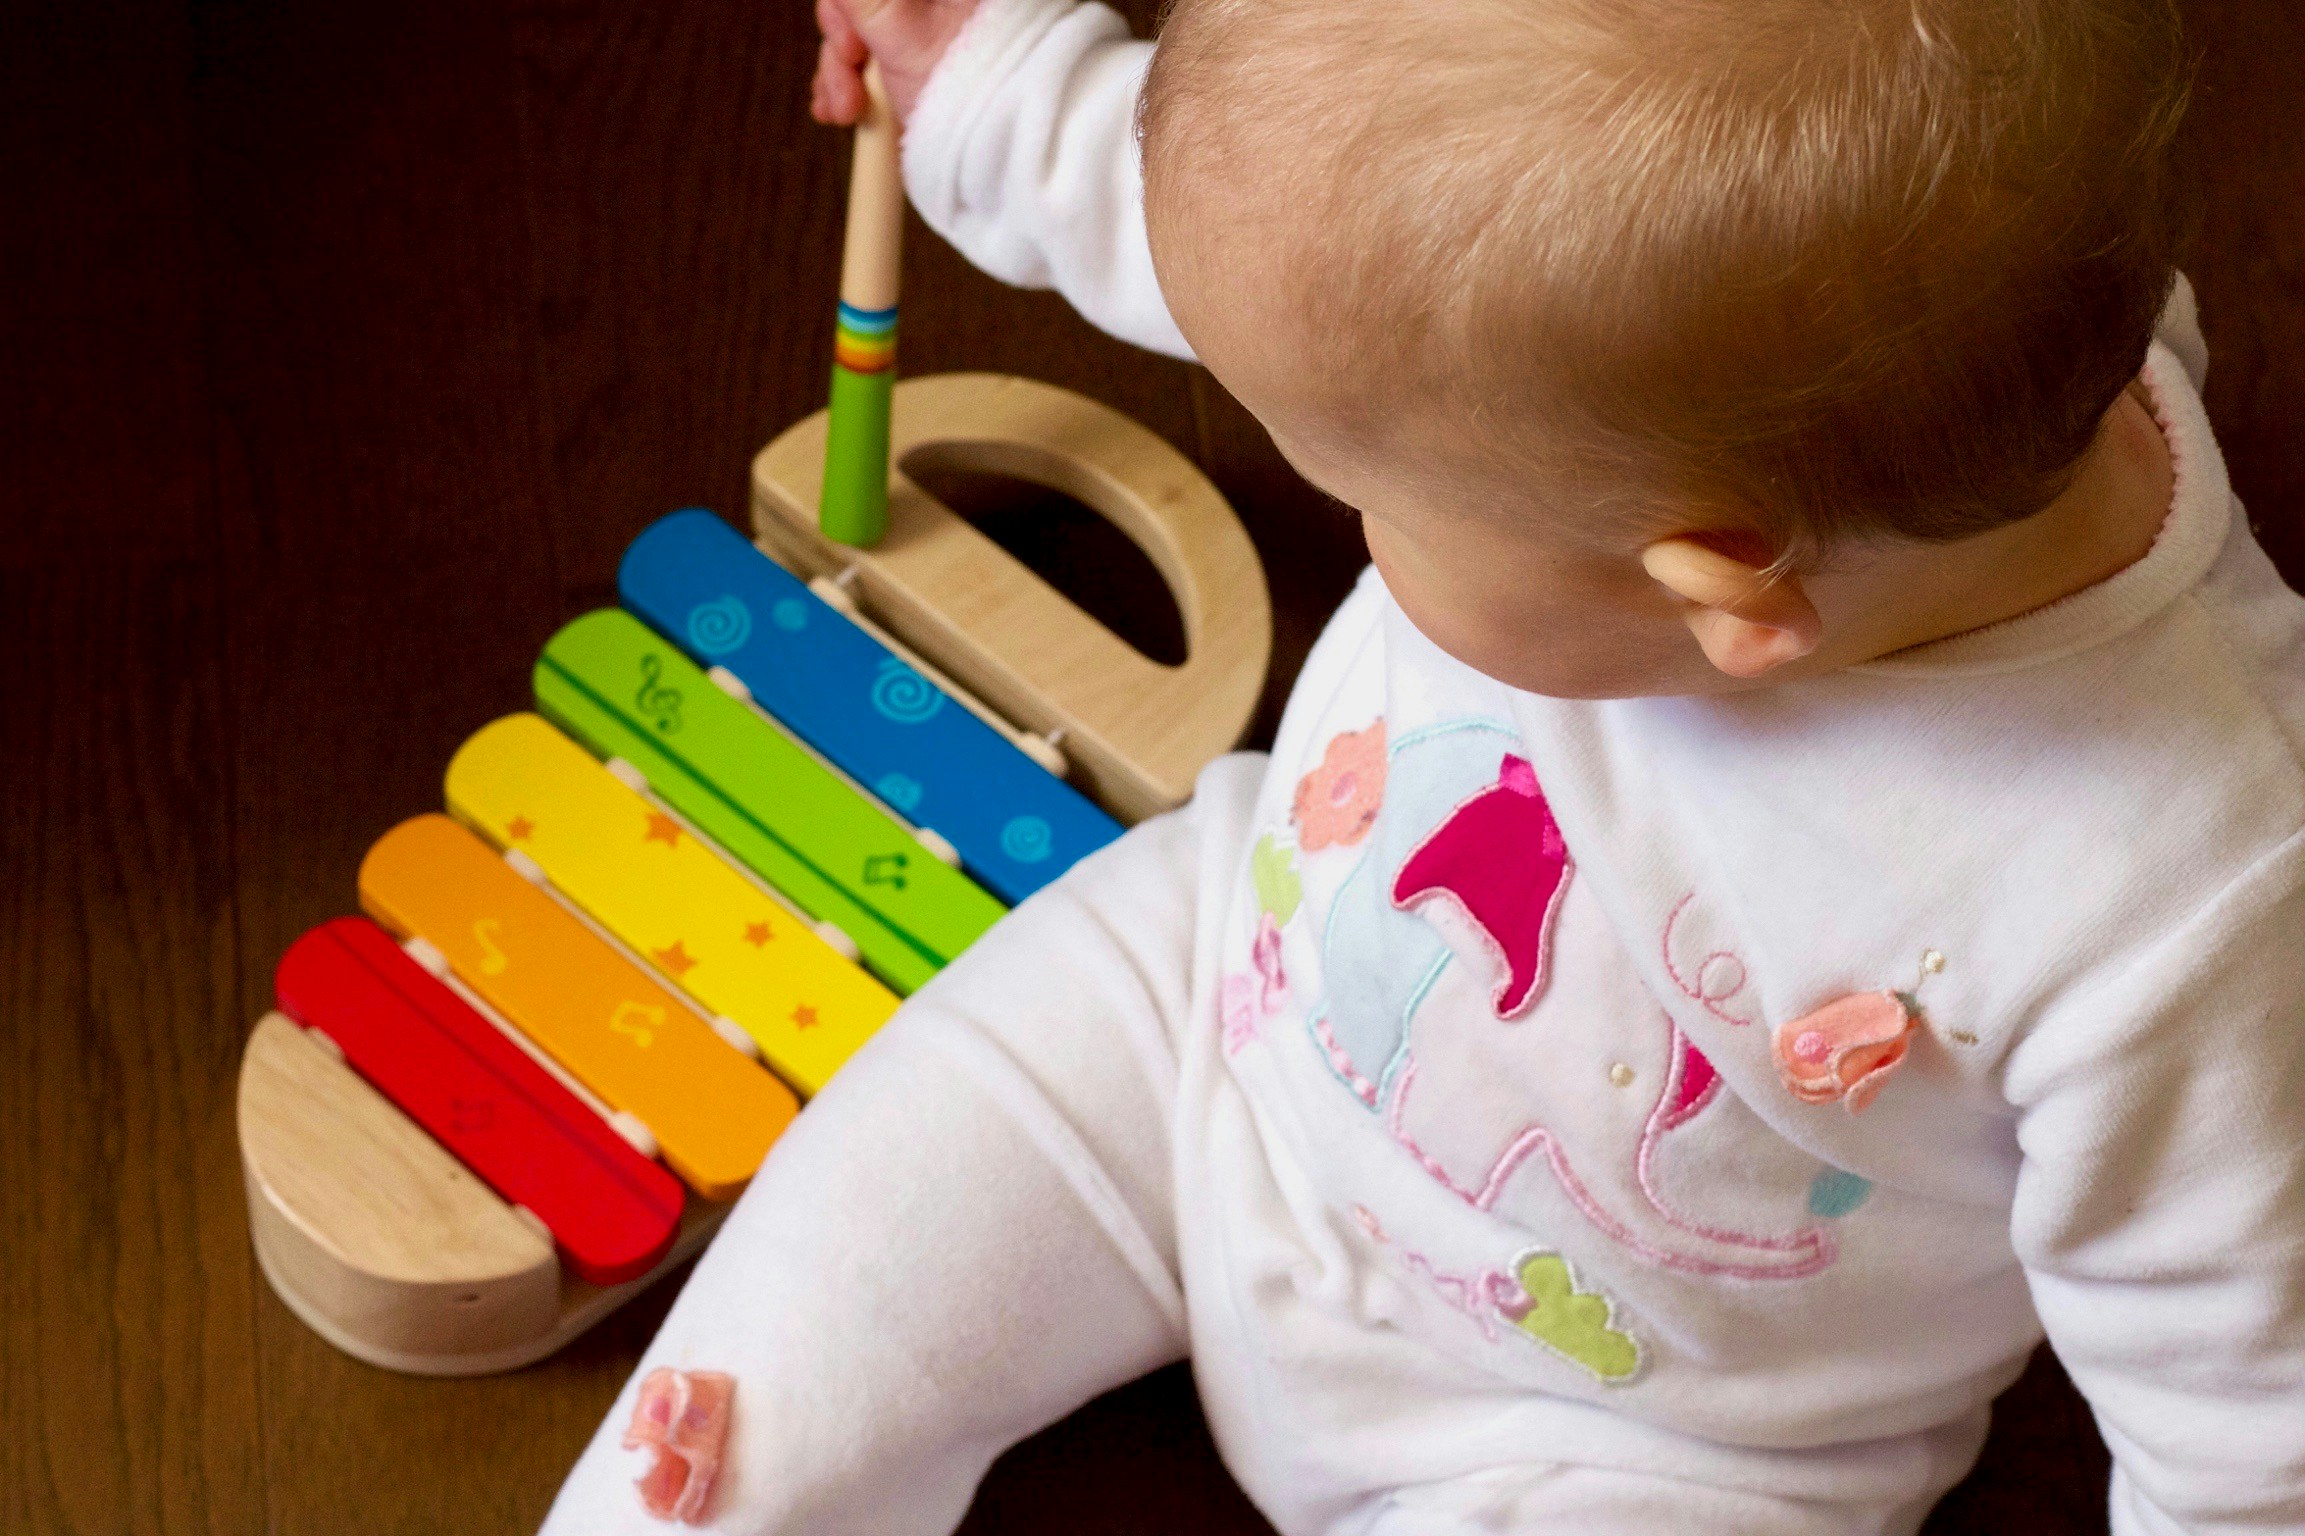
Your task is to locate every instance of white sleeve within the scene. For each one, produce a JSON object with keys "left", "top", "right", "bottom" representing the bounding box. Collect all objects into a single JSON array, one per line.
[
  {"left": 2004, "top": 831, "right": 2305, "bottom": 1535},
  {"left": 901, "top": 0, "right": 1194, "bottom": 360}
]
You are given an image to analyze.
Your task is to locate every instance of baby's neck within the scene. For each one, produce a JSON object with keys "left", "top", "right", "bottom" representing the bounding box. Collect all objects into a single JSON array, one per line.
[{"left": 1811, "top": 381, "right": 2177, "bottom": 666}]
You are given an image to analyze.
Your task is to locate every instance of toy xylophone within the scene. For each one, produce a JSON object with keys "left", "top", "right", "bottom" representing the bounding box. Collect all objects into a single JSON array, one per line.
[{"left": 236, "top": 379, "right": 1272, "bottom": 1375}]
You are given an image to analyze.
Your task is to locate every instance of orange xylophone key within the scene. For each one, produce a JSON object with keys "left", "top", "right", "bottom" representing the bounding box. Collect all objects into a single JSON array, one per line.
[{"left": 358, "top": 814, "right": 795, "bottom": 1201}]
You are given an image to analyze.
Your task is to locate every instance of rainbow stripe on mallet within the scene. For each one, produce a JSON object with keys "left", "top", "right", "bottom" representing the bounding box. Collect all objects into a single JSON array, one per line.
[
  {"left": 820, "top": 63, "right": 905, "bottom": 548},
  {"left": 832, "top": 301, "right": 897, "bottom": 374}
]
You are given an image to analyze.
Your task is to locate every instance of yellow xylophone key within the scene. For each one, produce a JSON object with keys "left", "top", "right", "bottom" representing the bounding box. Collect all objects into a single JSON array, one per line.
[
  {"left": 358, "top": 814, "right": 795, "bottom": 1201},
  {"left": 444, "top": 713, "right": 899, "bottom": 1096}
]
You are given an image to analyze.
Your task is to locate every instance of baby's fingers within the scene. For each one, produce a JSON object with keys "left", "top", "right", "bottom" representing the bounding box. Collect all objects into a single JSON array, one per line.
[
  {"left": 817, "top": 0, "right": 869, "bottom": 63},
  {"left": 810, "top": 37, "right": 866, "bottom": 125}
]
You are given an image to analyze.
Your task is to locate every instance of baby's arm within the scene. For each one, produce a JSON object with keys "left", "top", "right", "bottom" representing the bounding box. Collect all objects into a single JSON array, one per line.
[
  {"left": 2007, "top": 835, "right": 2305, "bottom": 1533},
  {"left": 816, "top": 0, "right": 1191, "bottom": 360}
]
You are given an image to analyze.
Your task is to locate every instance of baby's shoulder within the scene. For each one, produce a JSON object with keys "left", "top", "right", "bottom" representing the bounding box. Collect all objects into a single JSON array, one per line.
[{"left": 2184, "top": 506, "right": 2305, "bottom": 782}]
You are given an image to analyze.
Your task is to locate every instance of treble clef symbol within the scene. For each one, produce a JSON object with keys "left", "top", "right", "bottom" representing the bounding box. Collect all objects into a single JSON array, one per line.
[{"left": 635, "top": 654, "right": 684, "bottom": 734}]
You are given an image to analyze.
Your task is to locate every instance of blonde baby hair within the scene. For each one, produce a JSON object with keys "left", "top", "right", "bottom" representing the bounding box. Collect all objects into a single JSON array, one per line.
[{"left": 1141, "top": 0, "right": 2193, "bottom": 567}]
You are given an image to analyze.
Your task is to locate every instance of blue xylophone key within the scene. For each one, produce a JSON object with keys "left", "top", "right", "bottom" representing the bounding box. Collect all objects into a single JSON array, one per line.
[{"left": 618, "top": 510, "right": 1124, "bottom": 904}]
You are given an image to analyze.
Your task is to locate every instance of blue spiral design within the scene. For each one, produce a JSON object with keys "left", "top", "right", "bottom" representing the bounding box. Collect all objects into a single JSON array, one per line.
[
  {"left": 686, "top": 596, "right": 753, "bottom": 657},
  {"left": 1000, "top": 815, "right": 1054, "bottom": 865},
  {"left": 875, "top": 772, "right": 924, "bottom": 814},
  {"left": 869, "top": 658, "right": 944, "bottom": 725},
  {"left": 772, "top": 598, "right": 808, "bottom": 633}
]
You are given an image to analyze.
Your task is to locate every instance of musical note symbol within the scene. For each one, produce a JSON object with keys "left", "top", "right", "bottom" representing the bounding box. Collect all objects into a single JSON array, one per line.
[
  {"left": 609, "top": 1001, "right": 661, "bottom": 1048},
  {"left": 473, "top": 918, "right": 509, "bottom": 976},
  {"left": 635, "top": 654, "right": 684, "bottom": 734},
  {"left": 863, "top": 852, "right": 909, "bottom": 890}
]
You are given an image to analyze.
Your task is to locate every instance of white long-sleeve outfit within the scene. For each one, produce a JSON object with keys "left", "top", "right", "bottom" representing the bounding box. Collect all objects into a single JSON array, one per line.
[{"left": 541, "top": 4, "right": 2305, "bottom": 1530}]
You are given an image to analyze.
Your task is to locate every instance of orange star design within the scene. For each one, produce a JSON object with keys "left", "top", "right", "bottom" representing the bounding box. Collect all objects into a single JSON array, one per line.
[
  {"left": 505, "top": 816, "right": 535, "bottom": 842},
  {"left": 742, "top": 921, "right": 773, "bottom": 948},
  {"left": 652, "top": 941, "right": 698, "bottom": 979},
  {"left": 791, "top": 1004, "right": 819, "bottom": 1029},
  {"left": 643, "top": 812, "right": 682, "bottom": 848}
]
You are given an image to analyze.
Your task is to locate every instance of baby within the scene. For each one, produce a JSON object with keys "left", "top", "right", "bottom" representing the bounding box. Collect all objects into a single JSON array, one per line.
[{"left": 544, "top": 0, "right": 2305, "bottom": 1530}]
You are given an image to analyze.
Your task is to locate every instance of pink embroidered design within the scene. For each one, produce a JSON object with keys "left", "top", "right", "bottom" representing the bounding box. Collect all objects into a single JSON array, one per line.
[
  {"left": 1628, "top": 1026, "right": 1833, "bottom": 1268},
  {"left": 1354, "top": 1207, "right": 1644, "bottom": 1380},
  {"left": 1774, "top": 991, "right": 1919, "bottom": 1113},
  {"left": 1222, "top": 914, "right": 1293, "bottom": 1056},
  {"left": 1220, "top": 974, "right": 1261, "bottom": 1055},
  {"left": 1252, "top": 912, "right": 1288, "bottom": 1012},
  {"left": 1385, "top": 1033, "right": 1835, "bottom": 1281},
  {"left": 1312, "top": 1010, "right": 1379, "bottom": 1104},
  {"left": 1353, "top": 1206, "right": 1515, "bottom": 1342},
  {"left": 1660, "top": 893, "right": 1756, "bottom": 1027},
  {"left": 1391, "top": 755, "right": 1572, "bottom": 1019},
  {"left": 1659, "top": 1031, "right": 1721, "bottom": 1129},
  {"left": 1292, "top": 721, "right": 1388, "bottom": 851},
  {"left": 624, "top": 1367, "right": 735, "bottom": 1525}
]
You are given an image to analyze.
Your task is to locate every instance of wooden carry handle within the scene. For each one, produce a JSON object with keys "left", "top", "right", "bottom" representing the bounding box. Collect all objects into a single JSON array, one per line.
[{"left": 757, "top": 373, "right": 1274, "bottom": 822}]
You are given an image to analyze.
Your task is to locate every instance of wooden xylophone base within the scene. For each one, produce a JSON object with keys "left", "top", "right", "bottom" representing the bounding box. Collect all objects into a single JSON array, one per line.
[
  {"left": 753, "top": 372, "right": 1270, "bottom": 824},
  {"left": 248, "top": 1200, "right": 726, "bottom": 1378},
  {"left": 239, "top": 1012, "right": 729, "bottom": 1376},
  {"left": 239, "top": 374, "right": 1272, "bottom": 1375}
]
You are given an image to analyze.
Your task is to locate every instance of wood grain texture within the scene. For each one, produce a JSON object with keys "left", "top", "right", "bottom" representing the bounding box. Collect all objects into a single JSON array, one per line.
[
  {"left": 240, "top": 1005, "right": 732, "bottom": 1378},
  {"left": 240, "top": 1012, "right": 559, "bottom": 1295},
  {"left": 1, "top": 0, "right": 2297, "bottom": 1531},
  {"left": 1, "top": 5, "right": 269, "bottom": 1535}
]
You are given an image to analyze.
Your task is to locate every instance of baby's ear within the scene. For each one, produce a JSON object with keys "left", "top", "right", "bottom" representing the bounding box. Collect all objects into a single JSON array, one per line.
[{"left": 1641, "top": 536, "right": 1821, "bottom": 680}]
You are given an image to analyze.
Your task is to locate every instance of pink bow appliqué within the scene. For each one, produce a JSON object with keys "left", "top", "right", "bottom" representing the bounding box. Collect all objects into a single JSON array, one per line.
[{"left": 624, "top": 1367, "right": 736, "bottom": 1524}]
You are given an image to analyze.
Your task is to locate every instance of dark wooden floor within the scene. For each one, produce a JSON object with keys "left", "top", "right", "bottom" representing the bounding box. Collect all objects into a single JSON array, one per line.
[{"left": 2, "top": 2, "right": 2297, "bottom": 1532}]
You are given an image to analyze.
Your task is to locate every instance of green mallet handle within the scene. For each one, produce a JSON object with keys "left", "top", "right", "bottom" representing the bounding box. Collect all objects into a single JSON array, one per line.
[{"left": 821, "top": 61, "right": 904, "bottom": 548}]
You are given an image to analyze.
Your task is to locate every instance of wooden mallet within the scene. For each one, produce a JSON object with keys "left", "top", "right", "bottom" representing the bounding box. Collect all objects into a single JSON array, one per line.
[{"left": 819, "top": 61, "right": 904, "bottom": 547}]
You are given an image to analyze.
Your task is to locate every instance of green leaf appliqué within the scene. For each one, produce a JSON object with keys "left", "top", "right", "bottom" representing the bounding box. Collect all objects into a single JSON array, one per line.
[{"left": 1252, "top": 834, "right": 1302, "bottom": 926}]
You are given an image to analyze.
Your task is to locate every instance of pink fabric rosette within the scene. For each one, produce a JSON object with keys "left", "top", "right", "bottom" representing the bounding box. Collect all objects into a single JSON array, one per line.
[{"left": 1772, "top": 991, "right": 1920, "bottom": 1113}]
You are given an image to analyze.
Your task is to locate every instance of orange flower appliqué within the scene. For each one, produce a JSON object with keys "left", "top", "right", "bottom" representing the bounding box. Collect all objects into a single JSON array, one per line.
[
  {"left": 1773, "top": 991, "right": 1920, "bottom": 1114},
  {"left": 1293, "top": 722, "right": 1388, "bottom": 852}
]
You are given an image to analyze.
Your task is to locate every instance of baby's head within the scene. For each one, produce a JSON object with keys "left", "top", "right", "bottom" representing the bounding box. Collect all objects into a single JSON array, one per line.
[{"left": 1140, "top": 0, "right": 2190, "bottom": 696}]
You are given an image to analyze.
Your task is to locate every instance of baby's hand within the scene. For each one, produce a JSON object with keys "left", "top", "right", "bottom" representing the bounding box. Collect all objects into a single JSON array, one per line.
[{"left": 809, "top": 0, "right": 980, "bottom": 125}]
